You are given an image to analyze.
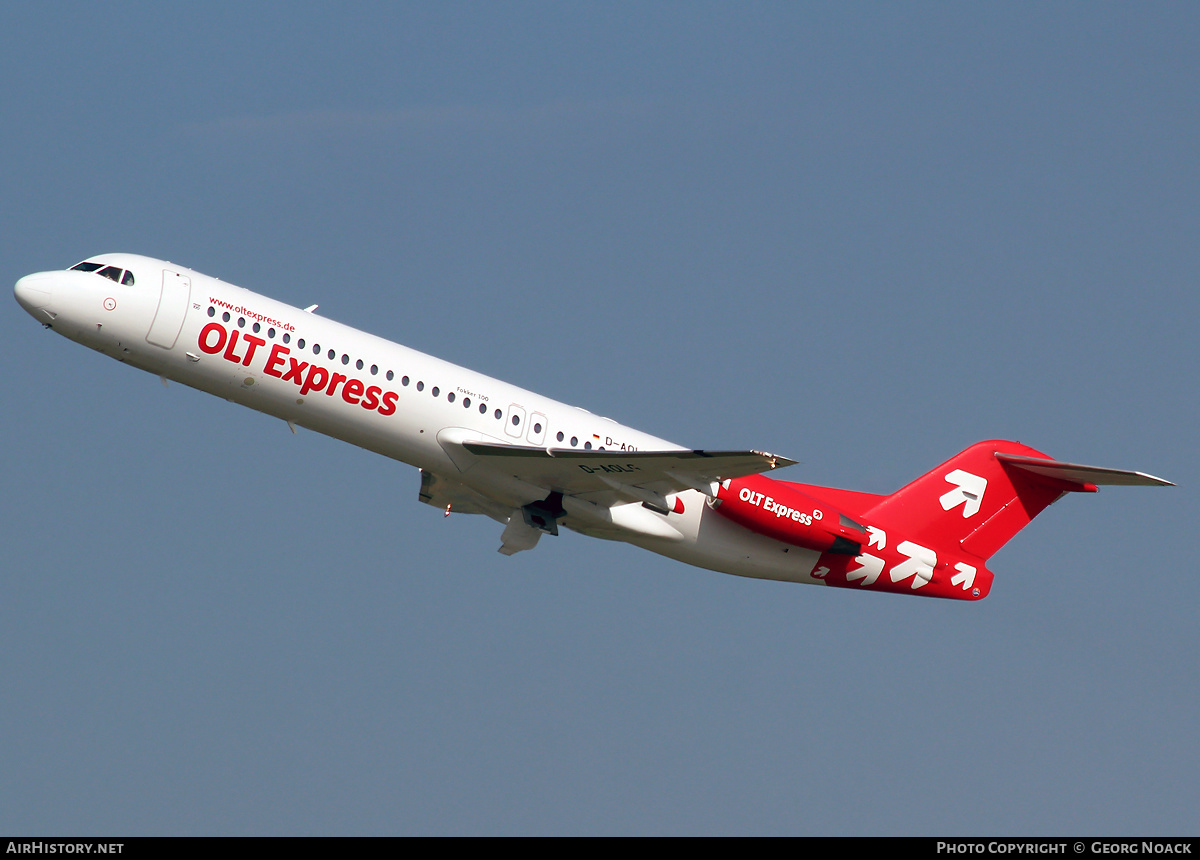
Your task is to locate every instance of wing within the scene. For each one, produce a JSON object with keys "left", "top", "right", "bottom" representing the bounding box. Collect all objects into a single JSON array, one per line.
[
  {"left": 460, "top": 441, "right": 795, "bottom": 509},
  {"left": 417, "top": 469, "right": 513, "bottom": 521},
  {"left": 428, "top": 429, "right": 796, "bottom": 554}
]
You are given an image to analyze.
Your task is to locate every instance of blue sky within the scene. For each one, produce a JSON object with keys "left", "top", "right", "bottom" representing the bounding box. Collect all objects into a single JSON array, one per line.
[{"left": 2, "top": 3, "right": 1197, "bottom": 835}]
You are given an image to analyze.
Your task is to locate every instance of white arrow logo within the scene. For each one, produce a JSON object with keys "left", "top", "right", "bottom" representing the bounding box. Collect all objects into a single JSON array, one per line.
[
  {"left": 846, "top": 553, "right": 884, "bottom": 586},
  {"left": 939, "top": 469, "right": 987, "bottom": 518},
  {"left": 890, "top": 541, "right": 936, "bottom": 589},
  {"left": 950, "top": 562, "right": 977, "bottom": 591}
]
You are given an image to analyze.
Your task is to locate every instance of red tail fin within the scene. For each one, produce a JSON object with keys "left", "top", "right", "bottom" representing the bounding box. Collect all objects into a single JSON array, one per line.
[
  {"left": 789, "top": 441, "right": 1169, "bottom": 600},
  {"left": 862, "top": 440, "right": 1171, "bottom": 561},
  {"left": 864, "top": 440, "right": 1067, "bottom": 561}
]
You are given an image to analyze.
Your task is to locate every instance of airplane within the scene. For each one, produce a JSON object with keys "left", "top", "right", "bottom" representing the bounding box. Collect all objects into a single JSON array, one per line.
[{"left": 14, "top": 254, "right": 1172, "bottom": 601}]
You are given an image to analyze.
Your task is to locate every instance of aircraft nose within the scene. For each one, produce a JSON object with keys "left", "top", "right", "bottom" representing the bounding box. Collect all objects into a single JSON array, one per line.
[{"left": 14, "top": 272, "right": 54, "bottom": 315}]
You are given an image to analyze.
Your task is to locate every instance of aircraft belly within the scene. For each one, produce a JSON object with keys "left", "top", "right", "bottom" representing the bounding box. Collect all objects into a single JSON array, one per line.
[
  {"left": 600, "top": 496, "right": 826, "bottom": 584},
  {"left": 643, "top": 532, "right": 824, "bottom": 584}
]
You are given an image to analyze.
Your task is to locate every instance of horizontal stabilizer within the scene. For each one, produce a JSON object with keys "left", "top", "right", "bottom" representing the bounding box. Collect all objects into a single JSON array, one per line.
[{"left": 996, "top": 454, "right": 1173, "bottom": 490}]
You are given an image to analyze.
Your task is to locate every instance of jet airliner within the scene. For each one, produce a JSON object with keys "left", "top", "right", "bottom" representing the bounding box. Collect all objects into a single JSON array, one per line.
[{"left": 14, "top": 254, "right": 1171, "bottom": 600}]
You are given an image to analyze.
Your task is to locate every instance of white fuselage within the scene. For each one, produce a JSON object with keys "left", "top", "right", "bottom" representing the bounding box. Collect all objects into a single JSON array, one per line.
[{"left": 15, "top": 254, "right": 826, "bottom": 585}]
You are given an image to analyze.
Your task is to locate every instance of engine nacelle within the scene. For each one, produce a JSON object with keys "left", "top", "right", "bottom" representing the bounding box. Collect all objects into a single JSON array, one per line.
[{"left": 711, "top": 475, "right": 869, "bottom": 554}]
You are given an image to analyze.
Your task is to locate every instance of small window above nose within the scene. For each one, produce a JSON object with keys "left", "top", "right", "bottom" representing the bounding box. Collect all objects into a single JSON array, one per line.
[{"left": 97, "top": 266, "right": 122, "bottom": 283}]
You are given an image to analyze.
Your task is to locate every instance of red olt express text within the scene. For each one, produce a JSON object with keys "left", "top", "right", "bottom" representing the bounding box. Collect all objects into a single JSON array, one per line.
[{"left": 198, "top": 321, "right": 400, "bottom": 415}]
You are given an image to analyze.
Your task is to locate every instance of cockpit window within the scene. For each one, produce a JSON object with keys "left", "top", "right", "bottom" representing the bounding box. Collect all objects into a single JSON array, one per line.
[{"left": 70, "top": 261, "right": 135, "bottom": 285}]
